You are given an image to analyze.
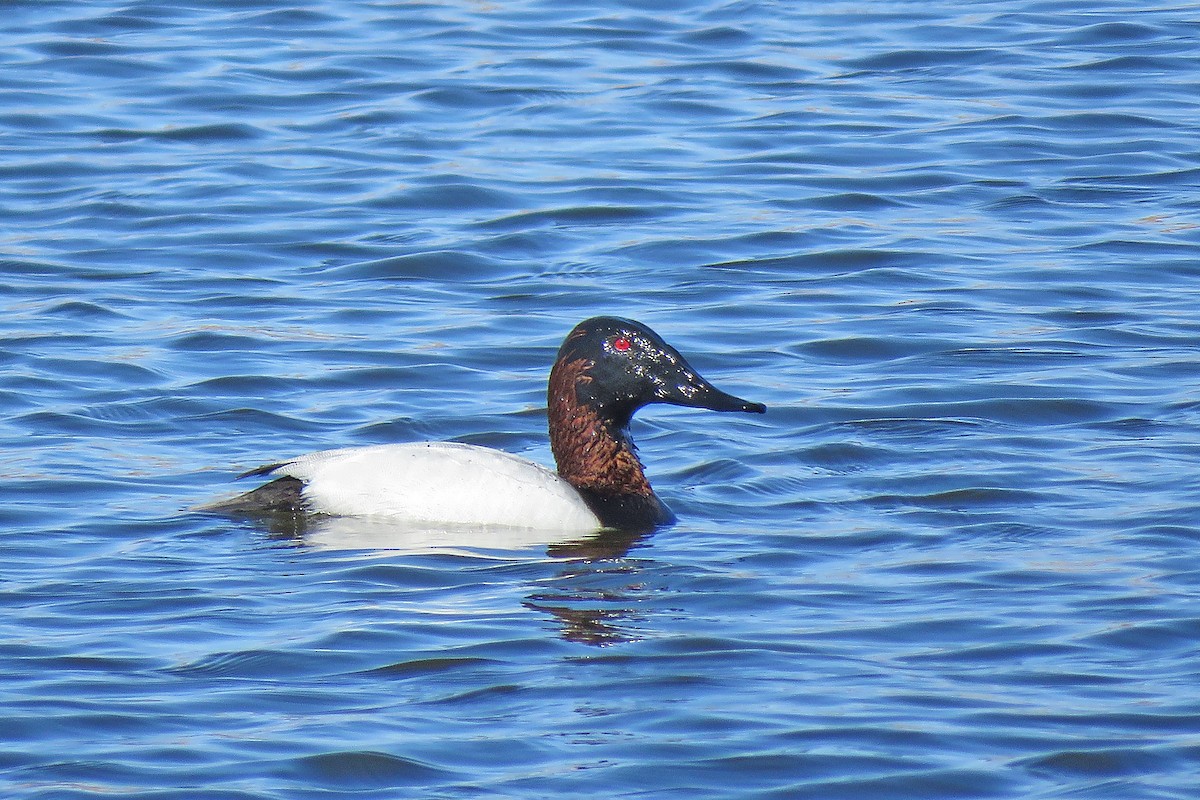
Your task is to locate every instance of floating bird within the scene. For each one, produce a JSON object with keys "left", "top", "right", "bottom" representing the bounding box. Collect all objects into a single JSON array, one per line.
[{"left": 204, "top": 316, "right": 765, "bottom": 532}]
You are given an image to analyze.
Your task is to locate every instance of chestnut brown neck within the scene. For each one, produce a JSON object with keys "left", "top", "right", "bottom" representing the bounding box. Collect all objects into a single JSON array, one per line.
[
  {"left": 547, "top": 357, "right": 651, "bottom": 495},
  {"left": 547, "top": 357, "right": 674, "bottom": 530}
]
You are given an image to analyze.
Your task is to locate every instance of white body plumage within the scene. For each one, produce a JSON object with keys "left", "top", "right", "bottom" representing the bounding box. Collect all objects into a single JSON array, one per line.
[{"left": 259, "top": 442, "right": 603, "bottom": 532}]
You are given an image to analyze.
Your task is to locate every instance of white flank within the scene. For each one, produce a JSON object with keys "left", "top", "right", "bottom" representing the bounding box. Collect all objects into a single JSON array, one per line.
[{"left": 268, "top": 442, "right": 603, "bottom": 532}]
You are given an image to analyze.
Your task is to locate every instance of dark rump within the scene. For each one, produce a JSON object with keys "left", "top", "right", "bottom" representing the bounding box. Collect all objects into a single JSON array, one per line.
[{"left": 201, "top": 476, "right": 308, "bottom": 515}]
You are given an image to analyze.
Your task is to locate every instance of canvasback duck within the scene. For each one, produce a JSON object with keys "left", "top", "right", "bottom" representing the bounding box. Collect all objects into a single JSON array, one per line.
[{"left": 205, "top": 316, "right": 765, "bottom": 532}]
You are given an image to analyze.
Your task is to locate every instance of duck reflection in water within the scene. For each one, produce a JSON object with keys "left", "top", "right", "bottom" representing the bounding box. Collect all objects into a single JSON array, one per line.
[
  {"left": 251, "top": 512, "right": 647, "bottom": 558},
  {"left": 256, "top": 514, "right": 654, "bottom": 646},
  {"left": 530, "top": 529, "right": 655, "bottom": 646}
]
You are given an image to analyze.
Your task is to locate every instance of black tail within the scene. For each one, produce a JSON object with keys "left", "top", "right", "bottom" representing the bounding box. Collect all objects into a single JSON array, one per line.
[{"left": 200, "top": 476, "right": 308, "bottom": 515}]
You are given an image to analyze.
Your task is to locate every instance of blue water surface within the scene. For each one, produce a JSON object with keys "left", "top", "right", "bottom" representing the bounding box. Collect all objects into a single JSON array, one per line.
[{"left": 3, "top": 1, "right": 1200, "bottom": 797}]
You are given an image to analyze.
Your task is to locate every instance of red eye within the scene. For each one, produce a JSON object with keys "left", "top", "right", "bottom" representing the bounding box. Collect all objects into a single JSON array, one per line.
[{"left": 612, "top": 336, "right": 632, "bottom": 352}]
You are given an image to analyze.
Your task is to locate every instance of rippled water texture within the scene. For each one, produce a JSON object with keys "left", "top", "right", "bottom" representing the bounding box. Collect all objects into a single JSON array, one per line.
[{"left": 4, "top": 1, "right": 1200, "bottom": 798}]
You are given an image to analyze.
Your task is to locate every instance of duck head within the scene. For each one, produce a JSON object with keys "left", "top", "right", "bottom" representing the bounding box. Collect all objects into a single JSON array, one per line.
[
  {"left": 547, "top": 316, "right": 765, "bottom": 529},
  {"left": 551, "top": 316, "right": 766, "bottom": 428}
]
